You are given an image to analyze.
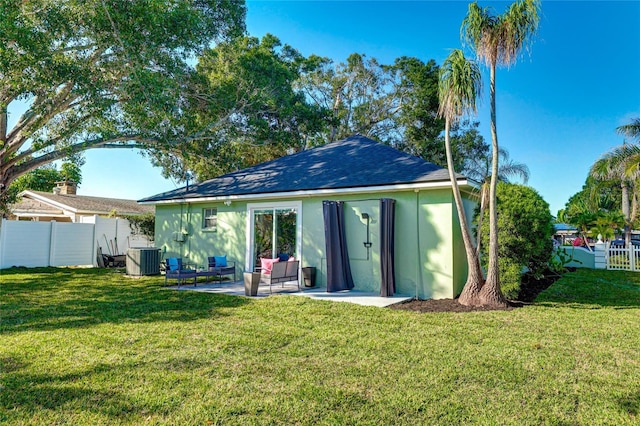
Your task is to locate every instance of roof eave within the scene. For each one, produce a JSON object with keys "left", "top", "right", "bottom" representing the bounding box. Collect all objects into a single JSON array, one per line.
[
  {"left": 140, "top": 178, "right": 480, "bottom": 205},
  {"left": 19, "top": 190, "right": 79, "bottom": 213}
]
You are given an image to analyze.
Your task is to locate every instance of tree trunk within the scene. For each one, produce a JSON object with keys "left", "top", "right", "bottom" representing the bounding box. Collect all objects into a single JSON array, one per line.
[
  {"left": 443, "top": 119, "right": 485, "bottom": 306},
  {"left": 631, "top": 188, "right": 638, "bottom": 225},
  {"left": 475, "top": 182, "right": 488, "bottom": 260},
  {"left": 0, "top": 107, "right": 7, "bottom": 144},
  {"left": 330, "top": 92, "right": 341, "bottom": 142},
  {"left": 479, "top": 64, "right": 508, "bottom": 308},
  {"left": 622, "top": 181, "right": 631, "bottom": 246}
]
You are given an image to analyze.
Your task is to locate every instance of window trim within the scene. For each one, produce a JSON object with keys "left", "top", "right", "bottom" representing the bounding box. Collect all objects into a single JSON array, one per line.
[{"left": 202, "top": 207, "right": 218, "bottom": 231}]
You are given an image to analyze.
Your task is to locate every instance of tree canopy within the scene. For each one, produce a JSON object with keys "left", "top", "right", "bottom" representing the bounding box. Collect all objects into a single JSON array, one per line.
[
  {"left": 1, "top": 0, "right": 246, "bottom": 200},
  {"left": 149, "top": 43, "right": 490, "bottom": 183},
  {"left": 3, "top": 0, "right": 525, "bottom": 207},
  {"left": 147, "top": 34, "right": 328, "bottom": 182}
]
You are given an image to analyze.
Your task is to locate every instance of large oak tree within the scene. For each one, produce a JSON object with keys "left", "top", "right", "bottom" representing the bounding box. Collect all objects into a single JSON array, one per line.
[{"left": 0, "top": 0, "right": 245, "bottom": 201}]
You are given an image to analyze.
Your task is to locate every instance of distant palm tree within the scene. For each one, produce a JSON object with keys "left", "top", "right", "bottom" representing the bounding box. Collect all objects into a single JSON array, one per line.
[
  {"left": 461, "top": 0, "right": 540, "bottom": 307},
  {"left": 437, "top": 49, "right": 485, "bottom": 307},
  {"left": 590, "top": 218, "right": 615, "bottom": 243},
  {"left": 571, "top": 211, "right": 597, "bottom": 250},
  {"left": 591, "top": 145, "right": 638, "bottom": 244},
  {"left": 463, "top": 147, "right": 530, "bottom": 258}
]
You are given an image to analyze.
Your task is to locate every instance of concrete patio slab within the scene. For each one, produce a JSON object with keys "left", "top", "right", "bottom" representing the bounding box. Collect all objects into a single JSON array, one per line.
[{"left": 166, "top": 280, "right": 412, "bottom": 308}]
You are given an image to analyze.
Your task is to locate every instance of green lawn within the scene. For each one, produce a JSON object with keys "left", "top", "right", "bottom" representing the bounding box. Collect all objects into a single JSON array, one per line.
[{"left": 1, "top": 268, "right": 639, "bottom": 425}]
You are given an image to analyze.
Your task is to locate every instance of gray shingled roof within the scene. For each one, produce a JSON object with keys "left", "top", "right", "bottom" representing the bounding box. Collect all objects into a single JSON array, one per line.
[
  {"left": 140, "top": 135, "right": 466, "bottom": 203},
  {"left": 11, "top": 197, "right": 63, "bottom": 215},
  {"left": 16, "top": 191, "right": 154, "bottom": 215}
]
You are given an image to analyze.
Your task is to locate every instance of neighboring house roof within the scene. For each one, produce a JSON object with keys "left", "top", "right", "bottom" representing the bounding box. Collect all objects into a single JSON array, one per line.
[
  {"left": 12, "top": 190, "right": 154, "bottom": 217},
  {"left": 554, "top": 223, "right": 578, "bottom": 232},
  {"left": 11, "top": 196, "right": 66, "bottom": 217},
  {"left": 140, "top": 135, "right": 475, "bottom": 204}
]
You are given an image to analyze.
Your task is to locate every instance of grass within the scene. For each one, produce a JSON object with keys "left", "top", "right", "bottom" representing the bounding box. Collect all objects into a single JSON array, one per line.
[{"left": 1, "top": 267, "right": 639, "bottom": 425}]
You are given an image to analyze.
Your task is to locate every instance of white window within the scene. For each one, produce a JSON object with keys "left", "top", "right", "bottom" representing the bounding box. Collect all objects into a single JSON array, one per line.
[{"left": 203, "top": 208, "right": 217, "bottom": 231}]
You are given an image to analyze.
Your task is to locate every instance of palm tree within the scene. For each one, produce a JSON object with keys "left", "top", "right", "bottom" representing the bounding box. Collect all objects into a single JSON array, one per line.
[
  {"left": 461, "top": 0, "right": 540, "bottom": 307},
  {"left": 590, "top": 218, "right": 615, "bottom": 243},
  {"left": 571, "top": 211, "right": 597, "bottom": 249},
  {"left": 591, "top": 145, "right": 639, "bottom": 245},
  {"left": 462, "top": 146, "right": 530, "bottom": 258},
  {"left": 603, "top": 143, "right": 640, "bottom": 224},
  {"left": 437, "top": 49, "right": 485, "bottom": 307}
]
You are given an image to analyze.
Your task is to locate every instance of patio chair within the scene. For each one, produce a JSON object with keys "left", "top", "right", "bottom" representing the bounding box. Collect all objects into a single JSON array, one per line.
[
  {"left": 260, "top": 260, "right": 300, "bottom": 294},
  {"left": 164, "top": 257, "right": 197, "bottom": 286}
]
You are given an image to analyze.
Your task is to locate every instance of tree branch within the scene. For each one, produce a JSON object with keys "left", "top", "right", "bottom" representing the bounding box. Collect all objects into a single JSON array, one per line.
[
  {"left": 6, "top": 83, "right": 77, "bottom": 153},
  {"left": 5, "top": 135, "right": 156, "bottom": 183},
  {"left": 3, "top": 110, "right": 97, "bottom": 168}
]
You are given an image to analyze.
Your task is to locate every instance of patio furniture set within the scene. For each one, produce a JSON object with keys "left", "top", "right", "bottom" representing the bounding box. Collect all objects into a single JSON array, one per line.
[
  {"left": 164, "top": 256, "right": 236, "bottom": 286},
  {"left": 164, "top": 255, "right": 306, "bottom": 295}
]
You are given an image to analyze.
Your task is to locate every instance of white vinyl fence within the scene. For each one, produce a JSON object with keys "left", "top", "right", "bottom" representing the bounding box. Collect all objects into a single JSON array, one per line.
[
  {"left": 606, "top": 243, "right": 640, "bottom": 271},
  {"left": 0, "top": 216, "right": 152, "bottom": 269}
]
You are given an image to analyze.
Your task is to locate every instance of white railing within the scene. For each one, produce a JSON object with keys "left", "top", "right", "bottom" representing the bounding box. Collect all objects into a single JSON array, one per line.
[{"left": 606, "top": 243, "right": 640, "bottom": 271}]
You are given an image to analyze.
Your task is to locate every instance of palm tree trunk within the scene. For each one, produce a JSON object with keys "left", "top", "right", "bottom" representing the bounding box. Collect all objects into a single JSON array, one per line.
[
  {"left": 622, "top": 181, "right": 631, "bottom": 246},
  {"left": 475, "top": 183, "right": 488, "bottom": 260},
  {"left": 631, "top": 188, "right": 638, "bottom": 224},
  {"left": 479, "top": 64, "right": 508, "bottom": 308},
  {"left": 443, "top": 119, "right": 484, "bottom": 306}
]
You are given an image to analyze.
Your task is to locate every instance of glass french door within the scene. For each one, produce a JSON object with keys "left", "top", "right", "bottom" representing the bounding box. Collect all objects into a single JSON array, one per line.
[{"left": 247, "top": 203, "right": 301, "bottom": 271}]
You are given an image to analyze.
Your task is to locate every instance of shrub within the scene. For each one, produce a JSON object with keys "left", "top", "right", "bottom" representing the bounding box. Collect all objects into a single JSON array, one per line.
[
  {"left": 123, "top": 212, "right": 155, "bottom": 241},
  {"left": 478, "top": 182, "right": 554, "bottom": 298},
  {"left": 498, "top": 258, "right": 523, "bottom": 299}
]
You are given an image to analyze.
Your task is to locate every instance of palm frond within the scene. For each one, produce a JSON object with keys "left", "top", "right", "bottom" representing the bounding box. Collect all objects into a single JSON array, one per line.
[
  {"left": 498, "top": 0, "right": 541, "bottom": 67},
  {"left": 592, "top": 143, "right": 640, "bottom": 180},
  {"left": 437, "top": 49, "right": 483, "bottom": 123},
  {"left": 616, "top": 118, "right": 640, "bottom": 141},
  {"left": 497, "top": 158, "right": 530, "bottom": 183},
  {"left": 461, "top": 0, "right": 541, "bottom": 68}
]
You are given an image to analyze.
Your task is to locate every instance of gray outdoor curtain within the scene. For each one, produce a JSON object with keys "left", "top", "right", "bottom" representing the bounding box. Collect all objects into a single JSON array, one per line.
[
  {"left": 380, "top": 198, "right": 396, "bottom": 297},
  {"left": 323, "top": 200, "right": 355, "bottom": 292}
]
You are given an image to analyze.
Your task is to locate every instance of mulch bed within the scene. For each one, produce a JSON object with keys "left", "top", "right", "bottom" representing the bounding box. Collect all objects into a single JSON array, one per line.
[{"left": 390, "top": 269, "right": 568, "bottom": 313}]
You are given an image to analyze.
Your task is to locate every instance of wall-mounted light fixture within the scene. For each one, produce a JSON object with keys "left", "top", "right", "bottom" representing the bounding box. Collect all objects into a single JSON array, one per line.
[{"left": 223, "top": 200, "right": 232, "bottom": 206}]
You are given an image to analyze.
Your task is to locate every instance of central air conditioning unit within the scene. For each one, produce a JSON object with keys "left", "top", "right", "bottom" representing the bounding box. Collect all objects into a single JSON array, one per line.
[{"left": 126, "top": 248, "right": 162, "bottom": 276}]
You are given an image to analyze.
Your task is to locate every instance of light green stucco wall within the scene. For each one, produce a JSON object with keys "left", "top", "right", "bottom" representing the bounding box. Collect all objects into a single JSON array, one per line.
[
  {"left": 155, "top": 202, "right": 248, "bottom": 269},
  {"left": 154, "top": 188, "right": 477, "bottom": 299}
]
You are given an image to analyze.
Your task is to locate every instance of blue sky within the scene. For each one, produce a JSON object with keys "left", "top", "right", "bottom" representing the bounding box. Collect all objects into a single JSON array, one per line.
[{"left": 16, "top": 1, "right": 640, "bottom": 216}]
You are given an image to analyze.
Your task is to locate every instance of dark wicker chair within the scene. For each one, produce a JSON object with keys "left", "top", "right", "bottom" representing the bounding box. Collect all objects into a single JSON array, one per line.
[{"left": 164, "top": 257, "right": 197, "bottom": 286}]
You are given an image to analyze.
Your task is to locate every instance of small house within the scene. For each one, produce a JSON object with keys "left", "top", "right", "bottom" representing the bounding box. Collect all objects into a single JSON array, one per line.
[{"left": 140, "top": 135, "right": 479, "bottom": 299}]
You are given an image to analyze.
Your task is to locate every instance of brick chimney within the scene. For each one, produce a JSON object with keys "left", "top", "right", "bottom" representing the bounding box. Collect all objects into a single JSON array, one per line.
[{"left": 54, "top": 181, "right": 77, "bottom": 195}]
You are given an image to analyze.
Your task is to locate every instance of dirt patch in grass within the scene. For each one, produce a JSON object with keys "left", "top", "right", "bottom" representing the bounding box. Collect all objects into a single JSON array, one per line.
[{"left": 390, "top": 269, "right": 569, "bottom": 313}]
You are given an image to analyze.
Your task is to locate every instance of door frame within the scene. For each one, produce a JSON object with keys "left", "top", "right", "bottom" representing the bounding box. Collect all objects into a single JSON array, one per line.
[{"left": 245, "top": 201, "right": 303, "bottom": 272}]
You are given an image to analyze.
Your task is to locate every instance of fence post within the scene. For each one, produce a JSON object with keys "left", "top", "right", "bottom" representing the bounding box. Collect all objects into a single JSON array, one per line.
[
  {"left": 48, "top": 220, "right": 57, "bottom": 267},
  {"left": 91, "top": 220, "right": 98, "bottom": 267},
  {"left": 594, "top": 241, "right": 607, "bottom": 270},
  {"left": 631, "top": 245, "right": 636, "bottom": 271}
]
